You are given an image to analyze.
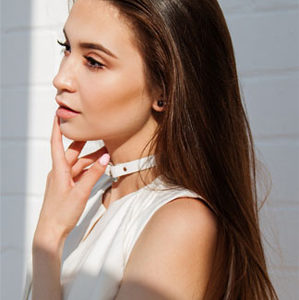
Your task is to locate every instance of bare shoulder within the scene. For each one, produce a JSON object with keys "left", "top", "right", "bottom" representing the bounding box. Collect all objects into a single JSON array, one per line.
[
  {"left": 115, "top": 197, "right": 218, "bottom": 300},
  {"left": 150, "top": 196, "right": 218, "bottom": 237}
]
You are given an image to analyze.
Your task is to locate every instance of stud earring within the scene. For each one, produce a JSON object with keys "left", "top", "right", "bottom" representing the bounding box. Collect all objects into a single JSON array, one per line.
[{"left": 157, "top": 99, "right": 164, "bottom": 107}]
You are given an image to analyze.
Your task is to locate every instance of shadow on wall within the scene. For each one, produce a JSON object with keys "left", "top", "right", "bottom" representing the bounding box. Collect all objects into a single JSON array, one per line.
[{"left": 1, "top": 0, "right": 31, "bottom": 299}]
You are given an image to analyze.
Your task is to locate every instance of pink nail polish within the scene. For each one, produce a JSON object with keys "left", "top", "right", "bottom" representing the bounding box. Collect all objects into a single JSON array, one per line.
[{"left": 99, "top": 153, "right": 110, "bottom": 166}]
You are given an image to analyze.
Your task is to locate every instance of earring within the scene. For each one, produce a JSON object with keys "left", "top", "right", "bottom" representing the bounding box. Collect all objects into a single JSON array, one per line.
[{"left": 157, "top": 99, "right": 164, "bottom": 107}]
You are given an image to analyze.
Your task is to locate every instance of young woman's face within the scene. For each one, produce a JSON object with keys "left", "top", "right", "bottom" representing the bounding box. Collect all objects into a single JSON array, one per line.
[{"left": 53, "top": 0, "right": 160, "bottom": 143}]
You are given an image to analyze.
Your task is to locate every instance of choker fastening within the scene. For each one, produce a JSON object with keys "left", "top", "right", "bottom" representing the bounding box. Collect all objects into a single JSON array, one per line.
[{"left": 104, "top": 155, "right": 156, "bottom": 182}]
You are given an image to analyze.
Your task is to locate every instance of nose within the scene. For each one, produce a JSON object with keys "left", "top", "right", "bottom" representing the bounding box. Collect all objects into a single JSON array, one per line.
[{"left": 52, "top": 57, "right": 77, "bottom": 93}]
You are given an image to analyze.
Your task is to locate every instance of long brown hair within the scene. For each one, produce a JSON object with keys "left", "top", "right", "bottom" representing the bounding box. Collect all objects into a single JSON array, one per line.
[{"left": 72, "top": 0, "right": 278, "bottom": 298}]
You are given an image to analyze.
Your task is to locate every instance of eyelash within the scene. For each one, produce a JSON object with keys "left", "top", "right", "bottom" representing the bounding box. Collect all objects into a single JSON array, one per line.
[{"left": 57, "top": 39, "right": 105, "bottom": 71}]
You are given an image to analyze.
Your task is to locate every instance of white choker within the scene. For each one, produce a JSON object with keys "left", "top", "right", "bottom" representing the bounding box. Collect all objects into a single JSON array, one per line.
[{"left": 104, "top": 155, "right": 156, "bottom": 182}]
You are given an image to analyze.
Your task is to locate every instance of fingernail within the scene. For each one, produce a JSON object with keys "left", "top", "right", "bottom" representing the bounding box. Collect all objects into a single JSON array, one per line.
[{"left": 98, "top": 153, "right": 110, "bottom": 166}]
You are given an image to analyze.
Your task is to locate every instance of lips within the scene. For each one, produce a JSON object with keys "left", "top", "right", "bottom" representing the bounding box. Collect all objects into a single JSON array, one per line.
[
  {"left": 59, "top": 104, "right": 79, "bottom": 113},
  {"left": 56, "top": 98, "right": 80, "bottom": 113}
]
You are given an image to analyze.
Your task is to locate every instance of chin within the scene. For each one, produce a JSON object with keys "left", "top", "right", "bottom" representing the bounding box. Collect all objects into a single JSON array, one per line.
[
  {"left": 59, "top": 122, "right": 84, "bottom": 141},
  {"left": 59, "top": 123, "right": 102, "bottom": 141},
  {"left": 59, "top": 118, "right": 115, "bottom": 141},
  {"left": 61, "top": 132, "right": 85, "bottom": 141}
]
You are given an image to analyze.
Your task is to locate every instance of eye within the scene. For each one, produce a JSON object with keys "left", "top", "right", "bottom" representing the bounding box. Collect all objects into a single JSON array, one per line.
[
  {"left": 83, "top": 56, "right": 105, "bottom": 71},
  {"left": 57, "top": 39, "right": 70, "bottom": 54}
]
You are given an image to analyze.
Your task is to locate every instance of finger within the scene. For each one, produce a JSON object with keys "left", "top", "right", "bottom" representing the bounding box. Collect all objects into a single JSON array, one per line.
[
  {"left": 65, "top": 141, "right": 86, "bottom": 166},
  {"left": 73, "top": 153, "right": 110, "bottom": 199},
  {"left": 73, "top": 169, "right": 89, "bottom": 183},
  {"left": 71, "top": 146, "right": 107, "bottom": 178},
  {"left": 50, "top": 115, "right": 67, "bottom": 170}
]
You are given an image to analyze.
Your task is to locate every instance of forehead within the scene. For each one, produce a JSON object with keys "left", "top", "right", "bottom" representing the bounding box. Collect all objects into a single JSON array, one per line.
[{"left": 65, "top": 0, "right": 138, "bottom": 59}]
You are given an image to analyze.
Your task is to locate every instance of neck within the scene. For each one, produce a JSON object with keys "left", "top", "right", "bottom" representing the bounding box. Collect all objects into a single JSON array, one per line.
[
  {"left": 103, "top": 114, "right": 158, "bottom": 165},
  {"left": 102, "top": 167, "right": 157, "bottom": 209},
  {"left": 103, "top": 138, "right": 153, "bottom": 164},
  {"left": 102, "top": 137, "right": 157, "bottom": 209}
]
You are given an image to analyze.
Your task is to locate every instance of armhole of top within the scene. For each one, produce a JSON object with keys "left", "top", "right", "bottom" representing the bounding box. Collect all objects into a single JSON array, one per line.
[
  {"left": 195, "top": 196, "right": 217, "bottom": 216},
  {"left": 168, "top": 193, "right": 217, "bottom": 216},
  {"left": 123, "top": 192, "right": 216, "bottom": 267}
]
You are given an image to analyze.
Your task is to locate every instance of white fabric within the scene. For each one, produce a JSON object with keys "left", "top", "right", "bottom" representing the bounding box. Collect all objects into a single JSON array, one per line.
[{"left": 22, "top": 174, "right": 203, "bottom": 300}]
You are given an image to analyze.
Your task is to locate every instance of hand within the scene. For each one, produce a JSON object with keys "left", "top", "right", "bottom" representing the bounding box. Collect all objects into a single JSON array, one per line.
[{"left": 34, "top": 115, "right": 110, "bottom": 246}]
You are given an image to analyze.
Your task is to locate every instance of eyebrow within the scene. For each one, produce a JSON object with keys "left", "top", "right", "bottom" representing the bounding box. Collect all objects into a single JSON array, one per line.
[{"left": 63, "top": 28, "right": 118, "bottom": 59}]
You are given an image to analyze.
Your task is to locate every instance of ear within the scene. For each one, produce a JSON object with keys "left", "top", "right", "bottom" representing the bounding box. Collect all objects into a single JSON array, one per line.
[{"left": 152, "top": 93, "right": 166, "bottom": 112}]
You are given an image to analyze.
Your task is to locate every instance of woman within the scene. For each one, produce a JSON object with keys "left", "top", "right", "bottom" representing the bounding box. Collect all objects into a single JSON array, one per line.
[{"left": 23, "top": 0, "right": 278, "bottom": 299}]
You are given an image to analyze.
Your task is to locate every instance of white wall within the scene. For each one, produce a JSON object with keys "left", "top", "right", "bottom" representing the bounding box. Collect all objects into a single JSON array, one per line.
[{"left": 1, "top": 0, "right": 298, "bottom": 299}]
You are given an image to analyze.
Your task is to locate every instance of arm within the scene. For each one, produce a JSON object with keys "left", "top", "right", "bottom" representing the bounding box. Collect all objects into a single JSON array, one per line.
[
  {"left": 115, "top": 197, "right": 218, "bottom": 300},
  {"left": 31, "top": 116, "right": 109, "bottom": 300},
  {"left": 32, "top": 232, "right": 65, "bottom": 300}
]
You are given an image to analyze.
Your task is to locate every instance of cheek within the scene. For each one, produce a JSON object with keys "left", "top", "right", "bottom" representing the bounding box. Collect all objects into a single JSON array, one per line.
[
  {"left": 82, "top": 69, "right": 148, "bottom": 115},
  {"left": 80, "top": 75, "right": 153, "bottom": 136}
]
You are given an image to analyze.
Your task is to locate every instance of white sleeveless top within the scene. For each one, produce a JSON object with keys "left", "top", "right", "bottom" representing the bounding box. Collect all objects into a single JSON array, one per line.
[{"left": 22, "top": 174, "right": 203, "bottom": 300}]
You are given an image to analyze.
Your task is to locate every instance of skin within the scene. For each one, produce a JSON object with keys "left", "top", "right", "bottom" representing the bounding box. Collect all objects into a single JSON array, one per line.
[
  {"left": 53, "top": 0, "right": 162, "bottom": 152},
  {"left": 32, "top": 0, "right": 218, "bottom": 299},
  {"left": 53, "top": 0, "right": 164, "bottom": 204}
]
